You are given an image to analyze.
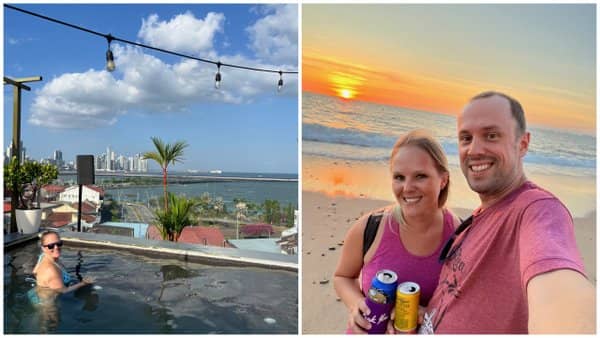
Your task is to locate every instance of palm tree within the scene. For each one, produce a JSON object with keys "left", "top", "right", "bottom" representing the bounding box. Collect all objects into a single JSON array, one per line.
[
  {"left": 154, "top": 193, "right": 197, "bottom": 242},
  {"left": 143, "top": 137, "right": 188, "bottom": 211}
]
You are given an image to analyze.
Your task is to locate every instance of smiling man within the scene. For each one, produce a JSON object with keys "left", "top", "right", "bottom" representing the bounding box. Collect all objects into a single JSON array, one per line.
[{"left": 420, "top": 91, "right": 595, "bottom": 334}]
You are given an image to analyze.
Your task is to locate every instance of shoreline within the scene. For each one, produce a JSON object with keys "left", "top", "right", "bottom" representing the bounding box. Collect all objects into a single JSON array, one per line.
[
  {"left": 301, "top": 190, "right": 596, "bottom": 334},
  {"left": 302, "top": 154, "right": 596, "bottom": 218}
]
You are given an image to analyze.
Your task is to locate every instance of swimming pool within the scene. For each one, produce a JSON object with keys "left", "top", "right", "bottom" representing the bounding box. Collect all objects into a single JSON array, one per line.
[{"left": 4, "top": 241, "right": 298, "bottom": 333}]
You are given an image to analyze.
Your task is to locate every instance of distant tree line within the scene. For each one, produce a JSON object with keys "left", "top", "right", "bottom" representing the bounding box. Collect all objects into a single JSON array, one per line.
[
  {"left": 262, "top": 199, "right": 295, "bottom": 227},
  {"left": 190, "top": 194, "right": 296, "bottom": 227},
  {"left": 104, "top": 192, "right": 296, "bottom": 227}
]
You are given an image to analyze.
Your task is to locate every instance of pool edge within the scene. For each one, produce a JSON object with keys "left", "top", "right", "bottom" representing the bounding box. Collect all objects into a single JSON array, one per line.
[
  {"left": 4, "top": 231, "right": 298, "bottom": 272},
  {"left": 60, "top": 232, "right": 298, "bottom": 272}
]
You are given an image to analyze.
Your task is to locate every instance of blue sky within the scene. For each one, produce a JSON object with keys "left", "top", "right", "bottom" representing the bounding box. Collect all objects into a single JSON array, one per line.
[{"left": 4, "top": 3, "right": 298, "bottom": 174}]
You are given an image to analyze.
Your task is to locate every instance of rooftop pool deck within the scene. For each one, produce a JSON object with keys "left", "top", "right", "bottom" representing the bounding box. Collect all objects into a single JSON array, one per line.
[{"left": 4, "top": 230, "right": 298, "bottom": 333}]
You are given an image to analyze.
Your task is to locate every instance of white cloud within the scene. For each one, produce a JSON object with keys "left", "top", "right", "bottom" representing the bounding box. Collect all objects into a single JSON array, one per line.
[
  {"left": 246, "top": 4, "right": 298, "bottom": 65},
  {"left": 29, "top": 70, "right": 127, "bottom": 129},
  {"left": 138, "top": 11, "right": 224, "bottom": 55},
  {"left": 28, "top": 8, "right": 298, "bottom": 130}
]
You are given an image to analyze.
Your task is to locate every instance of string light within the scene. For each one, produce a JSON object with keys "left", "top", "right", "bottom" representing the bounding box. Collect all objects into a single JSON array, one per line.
[
  {"left": 105, "top": 34, "right": 115, "bottom": 72},
  {"left": 215, "top": 62, "right": 222, "bottom": 89},
  {"left": 277, "top": 71, "right": 283, "bottom": 92},
  {"left": 5, "top": 4, "right": 298, "bottom": 86}
]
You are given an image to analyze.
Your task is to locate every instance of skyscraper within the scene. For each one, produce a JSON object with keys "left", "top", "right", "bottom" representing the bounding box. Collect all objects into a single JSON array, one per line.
[
  {"left": 53, "top": 150, "right": 63, "bottom": 167},
  {"left": 106, "top": 146, "right": 112, "bottom": 171}
]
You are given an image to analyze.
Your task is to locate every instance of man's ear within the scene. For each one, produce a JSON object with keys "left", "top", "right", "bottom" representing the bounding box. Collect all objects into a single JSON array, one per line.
[{"left": 518, "top": 131, "right": 530, "bottom": 157}]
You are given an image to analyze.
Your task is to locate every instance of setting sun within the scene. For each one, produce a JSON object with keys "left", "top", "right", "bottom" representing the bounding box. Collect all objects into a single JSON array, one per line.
[{"left": 339, "top": 89, "right": 353, "bottom": 99}]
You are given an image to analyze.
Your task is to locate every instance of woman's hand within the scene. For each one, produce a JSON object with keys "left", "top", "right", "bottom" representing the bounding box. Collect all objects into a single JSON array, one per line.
[
  {"left": 348, "top": 298, "right": 372, "bottom": 334},
  {"left": 386, "top": 307, "right": 396, "bottom": 334},
  {"left": 62, "top": 276, "right": 96, "bottom": 293},
  {"left": 386, "top": 305, "right": 426, "bottom": 334},
  {"left": 82, "top": 276, "right": 95, "bottom": 285}
]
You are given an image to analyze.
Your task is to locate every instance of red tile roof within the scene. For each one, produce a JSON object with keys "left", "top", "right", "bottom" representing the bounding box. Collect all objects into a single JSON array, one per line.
[
  {"left": 85, "top": 185, "right": 104, "bottom": 196},
  {"left": 47, "top": 210, "right": 95, "bottom": 227},
  {"left": 146, "top": 224, "right": 161, "bottom": 240},
  {"left": 147, "top": 225, "right": 229, "bottom": 247},
  {"left": 42, "top": 185, "right": 66, "bottom": 193},
  {"left": 69, "top": 201, "right": 97, "bottom": 214},
  {"left": 241, "top": 223, "right": 274, "bottom": 237},
  {"left": 51, "top": 221, "right": 70, "bottom": 228},
  {"left": 47, "top": 212, "right": 72, "bottom": 228},
  {"left": 82, "top": 214, "right": 96, "bottom": 223},
  {"left": 179, "top": 226, "right": 227, "bottom": 246}
]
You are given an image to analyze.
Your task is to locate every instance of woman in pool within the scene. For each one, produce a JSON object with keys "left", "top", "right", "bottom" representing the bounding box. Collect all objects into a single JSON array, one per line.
[
  {"left": 33, "top": 231, "right": 94, "bottom": 293},
  {"left": 29, "top": 231, "right": 95, "bottom": 331},
  {"left": 333, "top": 129, "right": 460, "bottom": 333}
]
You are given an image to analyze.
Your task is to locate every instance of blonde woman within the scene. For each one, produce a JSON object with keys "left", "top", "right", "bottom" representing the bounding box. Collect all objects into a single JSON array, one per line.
[{"left": 334, "top": 130, "right": 459, "bottom": 333}]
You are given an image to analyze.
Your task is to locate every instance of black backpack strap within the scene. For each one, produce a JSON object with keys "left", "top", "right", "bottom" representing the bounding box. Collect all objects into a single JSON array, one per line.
[{"left": 363, "top": 212, "right": 384, "bottom": 257}]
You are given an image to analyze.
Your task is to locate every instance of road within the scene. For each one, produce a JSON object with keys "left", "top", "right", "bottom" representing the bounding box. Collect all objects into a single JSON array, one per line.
[{"left": 122, "top": 203, "right": 155, "bottom": 224}]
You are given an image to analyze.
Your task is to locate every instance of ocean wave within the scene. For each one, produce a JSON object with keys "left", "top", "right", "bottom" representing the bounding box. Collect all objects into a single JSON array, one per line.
[
  {"left": 303, "top": 122, "right": 459, "bottom": 151},
  {"left": 303, "top": 140, "right": 390, "bottom": 162},
  {"left": 303, "top": 123, "right": 594, "bottom": 169},
  {"left": 524, "top": 153, "right": 595, "bottom": 169},
  {"left": 303, "top": 123, "right": 395, "bottom": 148},
  {"left": 303, "top": 150, "right": 390, "bottom": 163}
]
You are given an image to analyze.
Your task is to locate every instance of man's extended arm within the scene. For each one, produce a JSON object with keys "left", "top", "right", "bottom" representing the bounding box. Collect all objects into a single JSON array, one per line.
[{"left": 527, "top": 269, "right": 595, "bottom": 333}]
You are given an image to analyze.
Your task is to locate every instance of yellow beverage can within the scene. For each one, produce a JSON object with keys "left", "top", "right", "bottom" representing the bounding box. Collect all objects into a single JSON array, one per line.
[{"left": 393, "top": 281, "right": 420, "bottom": 333}]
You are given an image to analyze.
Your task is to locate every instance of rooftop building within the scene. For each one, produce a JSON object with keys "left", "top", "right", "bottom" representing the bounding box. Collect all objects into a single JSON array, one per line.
[{"left": 147, "top": 225, "right": 231, "bottom": 247}]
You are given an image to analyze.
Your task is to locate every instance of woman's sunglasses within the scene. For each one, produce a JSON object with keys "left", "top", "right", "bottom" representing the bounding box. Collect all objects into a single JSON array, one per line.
[
  {"left": 42, "top": 240, "right": 64, "bottom": 250},
  {"left": 439, "top": 216, "right": 473, "bottom": 263}
]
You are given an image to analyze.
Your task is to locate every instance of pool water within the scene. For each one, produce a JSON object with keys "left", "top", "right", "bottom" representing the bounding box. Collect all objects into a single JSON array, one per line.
[{"left": 4, "top": 242, "right": 298, "bottom": 333}]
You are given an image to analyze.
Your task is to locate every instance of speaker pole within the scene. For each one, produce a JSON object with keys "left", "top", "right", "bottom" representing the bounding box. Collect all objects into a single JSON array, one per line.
[
  {"left": 77, "top": 184, "right": 83, "bottom": 232},
  {"left": 76, "top": 155, "right": 95, "bottom": 233}
]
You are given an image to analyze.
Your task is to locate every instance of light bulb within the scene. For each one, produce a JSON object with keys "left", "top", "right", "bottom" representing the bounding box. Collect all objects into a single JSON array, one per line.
[
  {"left": 215, "top": 72, "right": 221, "bottom": 89},
  {"left": 277, "top": 71, "right": 283, "bottom": 92},
  {"left": 215, "top": 63, "right": 222, "bottom": 89},
  {"left": 106, "top": 50, "right": 116, "bottom": 72}
]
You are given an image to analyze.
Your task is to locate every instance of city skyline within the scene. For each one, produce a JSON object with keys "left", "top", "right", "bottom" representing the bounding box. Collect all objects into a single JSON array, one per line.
[
  {"left": 3, "top": 143, "right": 150, "bottom": 173},
  {"left": 4, "top": 4, "right": 299, "bottom": 174}
]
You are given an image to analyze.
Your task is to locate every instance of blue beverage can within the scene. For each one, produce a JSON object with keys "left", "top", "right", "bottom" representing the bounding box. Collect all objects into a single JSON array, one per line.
[{"left": 363, "top": 269, "right": 398, "bottom": 334}]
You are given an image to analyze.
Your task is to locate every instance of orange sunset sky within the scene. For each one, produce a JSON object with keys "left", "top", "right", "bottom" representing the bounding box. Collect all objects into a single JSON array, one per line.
[{"left": 303, "top": 4, "right": 596, "bottom": 134}]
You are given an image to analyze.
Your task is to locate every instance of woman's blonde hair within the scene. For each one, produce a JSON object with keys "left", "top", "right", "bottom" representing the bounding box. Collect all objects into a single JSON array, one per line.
[
  {"left": 390, "top": 129, "right": 450, "bottom": 207},
  {"left": 40, "top": 230, "right": 60, "bottom": 245}
]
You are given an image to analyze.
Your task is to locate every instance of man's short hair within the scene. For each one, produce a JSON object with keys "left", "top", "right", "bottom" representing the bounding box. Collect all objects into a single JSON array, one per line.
[{"left": 470, "top": 91, "right": 526, "bottom": 136}]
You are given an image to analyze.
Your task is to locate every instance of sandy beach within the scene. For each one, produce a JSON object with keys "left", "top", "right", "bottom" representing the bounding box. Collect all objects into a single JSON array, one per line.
[{"left": 301, "top": 159, "right": 596, "bottom": 334}]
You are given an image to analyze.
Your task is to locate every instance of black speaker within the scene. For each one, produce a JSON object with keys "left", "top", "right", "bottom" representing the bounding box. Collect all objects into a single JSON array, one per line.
[{"left": 77, "top": 155, "right": 95, "bottom": 185}]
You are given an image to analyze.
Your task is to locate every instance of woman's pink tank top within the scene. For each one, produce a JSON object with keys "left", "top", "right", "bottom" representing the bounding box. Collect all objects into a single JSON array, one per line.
[{"left": 360, "top": 209, "right": 455, "bottom": 306}]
